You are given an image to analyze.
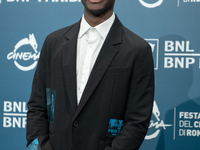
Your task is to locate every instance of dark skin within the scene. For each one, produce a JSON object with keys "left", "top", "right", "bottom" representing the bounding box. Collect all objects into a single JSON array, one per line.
[{"left": 81, "top": 0, "right": 115, "bottom": 27}]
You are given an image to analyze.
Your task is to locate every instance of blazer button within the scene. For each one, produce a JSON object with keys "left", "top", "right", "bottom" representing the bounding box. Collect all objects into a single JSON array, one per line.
[{"left": 73, "top": 121, "right": 79, "bottom": 128}]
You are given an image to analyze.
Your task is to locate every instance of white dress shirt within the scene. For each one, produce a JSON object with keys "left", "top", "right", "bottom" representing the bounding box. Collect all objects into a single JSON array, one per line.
[{"left": 76, "top": 13, "right": 115, "bottom": 104}]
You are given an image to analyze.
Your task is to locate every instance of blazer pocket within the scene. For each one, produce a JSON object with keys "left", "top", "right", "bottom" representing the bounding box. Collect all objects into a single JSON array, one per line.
[{"left": 106, "top": 67, "right": 128, "bottom": 73}]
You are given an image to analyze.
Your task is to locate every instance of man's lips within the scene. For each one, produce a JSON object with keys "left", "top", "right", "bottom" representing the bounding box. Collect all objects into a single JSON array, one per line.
[{"left": 89, "top": 0, "right": 103, "bottom": 3}]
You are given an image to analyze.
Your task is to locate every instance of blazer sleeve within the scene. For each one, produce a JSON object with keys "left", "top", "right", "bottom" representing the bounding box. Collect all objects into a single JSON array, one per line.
[
  {"left": 26, "top": 37, "right": 54, "bottom": 150},
  {"left": 105, "top": 43, "right": 155, "bottom": 150}
]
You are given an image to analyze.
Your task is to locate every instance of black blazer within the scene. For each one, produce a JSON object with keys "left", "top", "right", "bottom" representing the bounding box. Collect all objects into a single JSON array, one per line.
[{"left": 26, "top": 16, "right": 155, "bottom": 150}]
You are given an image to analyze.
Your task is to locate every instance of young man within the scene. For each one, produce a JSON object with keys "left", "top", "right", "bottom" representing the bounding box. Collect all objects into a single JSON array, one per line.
[{"left": 26, "top": 0, "right": 155, "bottom": 150}]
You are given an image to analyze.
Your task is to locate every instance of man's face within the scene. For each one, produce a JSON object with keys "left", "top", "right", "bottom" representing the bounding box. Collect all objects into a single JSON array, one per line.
[{"left": 81, "top": 0, "right": 115, "bottom": 16}]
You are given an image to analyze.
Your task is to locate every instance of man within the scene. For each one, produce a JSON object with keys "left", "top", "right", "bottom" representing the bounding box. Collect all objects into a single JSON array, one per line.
[{"left": 26, "top": 0, "right": 155, "bottom": 150}]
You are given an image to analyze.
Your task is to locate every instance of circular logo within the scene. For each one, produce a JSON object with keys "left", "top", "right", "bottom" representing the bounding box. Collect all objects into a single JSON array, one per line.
[
  {"left": 139, "top": 0, "right": 163, "bottom": 8},
  {"left": 7, "top": 34, "right": 40, "bottom": 71}
]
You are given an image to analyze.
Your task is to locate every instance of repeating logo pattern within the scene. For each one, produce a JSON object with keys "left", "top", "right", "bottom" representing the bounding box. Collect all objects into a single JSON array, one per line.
[
  {"left": 7, "top": 34, "right": 40, "bottom": 71},
  {"left": 139, "top": 0, "right": 163, "bottom": 8},
  {"left": 177, "top": 0, "right": 200, "bottom": 7},
  {"left": 3, "top": 101, "right": 27, "bottom": 128},
  {"left": 146, "top": 39, "right": 159, "bottom": 70},
  {"left": 145, "top": 101, "right": 172, "bottom": 140}
]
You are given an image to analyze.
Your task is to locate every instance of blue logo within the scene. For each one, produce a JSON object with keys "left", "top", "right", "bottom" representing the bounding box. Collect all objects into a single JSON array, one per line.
[
  {"left": 46, "top": 88, "right": 56, "bottom": 122},
  {"left": 27, "top": 138, "right": 41, "bottom": 150},
  {"left": 107, "top": 119, "right": 123, "bottom": 137}
]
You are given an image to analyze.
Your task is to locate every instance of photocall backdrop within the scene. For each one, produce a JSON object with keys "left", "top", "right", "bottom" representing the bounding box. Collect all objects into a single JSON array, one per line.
[{"left": 0, "top": 0, "right": 200, "bottom": 150}]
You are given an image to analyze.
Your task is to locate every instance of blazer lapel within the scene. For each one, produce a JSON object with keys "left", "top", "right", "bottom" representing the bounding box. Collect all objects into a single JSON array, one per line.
[
  {"left": 62, "top": 22, "right": 80, "bottom": 115},
  {"left": 73, "top": 16, "right": 123, "bottom": 120}
]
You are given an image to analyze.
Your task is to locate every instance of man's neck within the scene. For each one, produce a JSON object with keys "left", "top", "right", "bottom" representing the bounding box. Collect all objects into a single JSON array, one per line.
[{"left": 83, "top": 9, "right": 114, "bottom": 27}]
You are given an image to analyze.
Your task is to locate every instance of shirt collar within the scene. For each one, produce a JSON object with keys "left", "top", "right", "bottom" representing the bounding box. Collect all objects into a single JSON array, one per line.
[{"left": 78, "top": 13, "right": 115, "bottom": 39}]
